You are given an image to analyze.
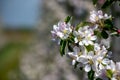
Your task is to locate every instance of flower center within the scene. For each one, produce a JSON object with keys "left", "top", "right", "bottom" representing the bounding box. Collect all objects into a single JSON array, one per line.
[
  {"left": 78, "top": 36, "right": 82, "bottom": 41},
  {"left": 89, "top": 59, "right": 93, "bottom": 65},
  {"left": 63, "top": 30, "right": 67, "bottom": 34}
]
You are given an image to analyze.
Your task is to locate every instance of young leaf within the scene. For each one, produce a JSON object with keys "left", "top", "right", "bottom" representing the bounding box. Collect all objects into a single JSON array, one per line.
[
  {"left": 88, "top": 69, "right": 95, "bottom": 80},
  {"left": 101, "top": 30, "right": 109, "bottom": 39},
  {"left": 65, "top": 16, "right": 72, "bottom": 23},
  {"left": 94, "top": 30, "right": 102, "bottom": 38},
  {"left": 106, "top": 69, "right": 113, "bottom": 79},
  {"left": 60, "top": 40, "right": 67, "bottom": 56},
  {"left": 75, "top": 22, "right": 91, "bottom": 31}
]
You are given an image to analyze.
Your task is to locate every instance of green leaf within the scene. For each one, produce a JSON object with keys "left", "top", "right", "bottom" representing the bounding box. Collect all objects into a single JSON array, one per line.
[
  {"left": 88, "top": 69, "right": 95, "bottom": 80},
  {"left": 92, "top": 0, "right": 98, "bottom": 5},
  {"left": 106, "top": 69, "right": 113, "bottom": 79},
  {"left": 64, "top": 16, "right": 72, "bottom": 23},
  {"left": 104, "top": 19, "right": 113, "bottom": 30},
  {"left": 94, "top": 30, "right": 102, "bottom": 38},
  {"left": 102, "top": 0, "right": 114, "bottom": 9},
  {"left": 75, "top": 22, "right": 91, "bottom": 31},
  {"left": 86, "top": 45, "right": 94, "bottom": 52},
  {"left": 101, "top": 30, "right": 109, "bottom": 39},
  {"left": 60, "top": 40, "right": 67, "bottom": 56}
]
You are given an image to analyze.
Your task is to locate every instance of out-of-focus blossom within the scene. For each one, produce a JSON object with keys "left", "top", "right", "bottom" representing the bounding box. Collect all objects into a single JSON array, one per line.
[{"left": 89, "top": 10, "right": 111, "bottom": 23}]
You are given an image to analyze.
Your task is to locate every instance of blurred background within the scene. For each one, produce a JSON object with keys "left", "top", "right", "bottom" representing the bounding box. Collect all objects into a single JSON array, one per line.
[{"left": 0, "top": 0, "right": 119, "bottom": 80}]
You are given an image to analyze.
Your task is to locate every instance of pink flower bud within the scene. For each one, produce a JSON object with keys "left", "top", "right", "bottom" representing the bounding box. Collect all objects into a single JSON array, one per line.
[{"left": 117, "top": 30, "right": 120, "bottom": 34}]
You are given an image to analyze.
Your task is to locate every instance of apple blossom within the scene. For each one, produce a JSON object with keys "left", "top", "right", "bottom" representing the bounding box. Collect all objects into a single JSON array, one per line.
[
  {"left": 89, "top": 10, "right": 111, "bottom": 23},
  {"left": 74, "top": 26, "right": 97, "bottom": 46},
  {"left": 51, "top": 21, "right": 72, "bottom": 40},
  {"left": 51, "top": 10, "right": 120, "bottom": 80}
]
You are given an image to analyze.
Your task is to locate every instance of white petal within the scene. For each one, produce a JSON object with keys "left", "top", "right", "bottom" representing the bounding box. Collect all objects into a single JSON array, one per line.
[
  {"left": 72, "top": 60, "right": 76, "bottom": 65},
  {"left": 98, "top": 10, "right": 103, "bottom": 15},
  {"left": 99, "top": 15, "right": 103, "bottom": 19},
  {"left": 111, "top": 77, "right": 117, "bottom": 80},
  {"left": 82, "top": 40, "right": 89, "bottom": 46},
  {"left": 94, "top": 43, "right": 100, "bottom": 51},
  {"left": 88, "top": 41, "right": 94, "bottom": 45},
  {"left": 84, "top": 64, "right": 91, "bottom": 72},
  {"left": 102, "top": 58, "right": 110, "bottom": 65},
  {"left": 88, "top": 51, "right": 94, "bottom": 57},
  {"left": 73, "top": 46, "right": 79, "bottom": 55},
  {"left": 67, "top": 52, "right": 76, "bottom": 58},
  {"left": 77, "top": 57, "right": 88, "bottom": 64},
  {"left": 53, "top": 25, "right": 58, "bottom": 30},
  {"left": 57, "top": 32, "right": 64, "bottom": 38},
  {"left": 99, "top": 63, "right": 104, "bottom": 70},
  {"left": 79, "top": 41, "right": 83, "bottom": 46},
  {"left": 107, "top": 60, "right": 116, "bottom": 71},
  {"left": 91, "top": 36, "right": 97, "bottom": 40},
  {"left": 74, "top": 38, "right": 78, "bottom": 43}
]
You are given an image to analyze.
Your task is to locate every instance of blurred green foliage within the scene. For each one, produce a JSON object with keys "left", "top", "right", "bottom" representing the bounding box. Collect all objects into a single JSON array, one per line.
[
  {"left": 0, "top": 30, "right": 33, "bottom": 80},
  {"left": 92, "top": 0, "right": 120, "bottom": 9},
  {"left": 0, "top": 42, "right": 27, "bottom": 80}
]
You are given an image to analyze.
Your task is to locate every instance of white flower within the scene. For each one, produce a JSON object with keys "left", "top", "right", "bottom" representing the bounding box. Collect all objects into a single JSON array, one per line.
[
  {"left": 93, "top": 44, "right": 110, "bottom": 75},
  {"left": 76, "top": 44, "right": 109, "bottom": 74},
  {"left": 95, "top": 45, "right": 108, "bottom": 56},
  {"left": 74, "top": 26, "right": 97, "bottom": 46},
  {"left": 94, "top": 57, "right": 110, "bottom": 77},
  {"left": 67, "top": 46, "right": 80, "bottom": 60},
  {"left": 89, "top": 10, "right": 111, "bottom": 23},
  {"left": 106, "top": 61, "right": 120, "bottom": 80},
  {"left": 77, "top": 51, "right": 96, "bottom": 72},
  {"left": 51, "top": 21, "right": 72, "bottom": 39},
  {"left": 96, "top": 69, "right": 108, "bottom": 80},
  {"left": 67, "top": 46, "right": 87, "bottom": 65},
  {"left": 67, "top": 46, "right": 81, "bottom": 66}
]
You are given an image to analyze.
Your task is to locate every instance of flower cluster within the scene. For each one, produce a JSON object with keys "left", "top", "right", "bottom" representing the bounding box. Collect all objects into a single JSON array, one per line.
[
  {"left": 51, "top": 21, "right": 72, "bottom": 40},
  {"left": 51, "top": 10, "right": 120, "bottom": 80}
]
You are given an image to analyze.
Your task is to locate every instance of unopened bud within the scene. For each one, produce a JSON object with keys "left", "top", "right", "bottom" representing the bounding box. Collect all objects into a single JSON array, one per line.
[{"left": 117, "top": 30, "right": 120, "bottom": 34}]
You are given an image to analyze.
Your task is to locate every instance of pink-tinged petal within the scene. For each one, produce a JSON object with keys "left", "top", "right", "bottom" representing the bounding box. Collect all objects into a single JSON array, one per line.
[
  {"left": 91, "top": 36, "right": 97, "bottom": 40},
  {"left": 56, "top": 32, "right": 64, "bottom": 38}
]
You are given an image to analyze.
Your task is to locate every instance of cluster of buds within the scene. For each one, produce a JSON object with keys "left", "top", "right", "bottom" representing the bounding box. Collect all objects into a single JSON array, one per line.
[{"left": 51, "top": 10, "right": 120, "bottom": 80}]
